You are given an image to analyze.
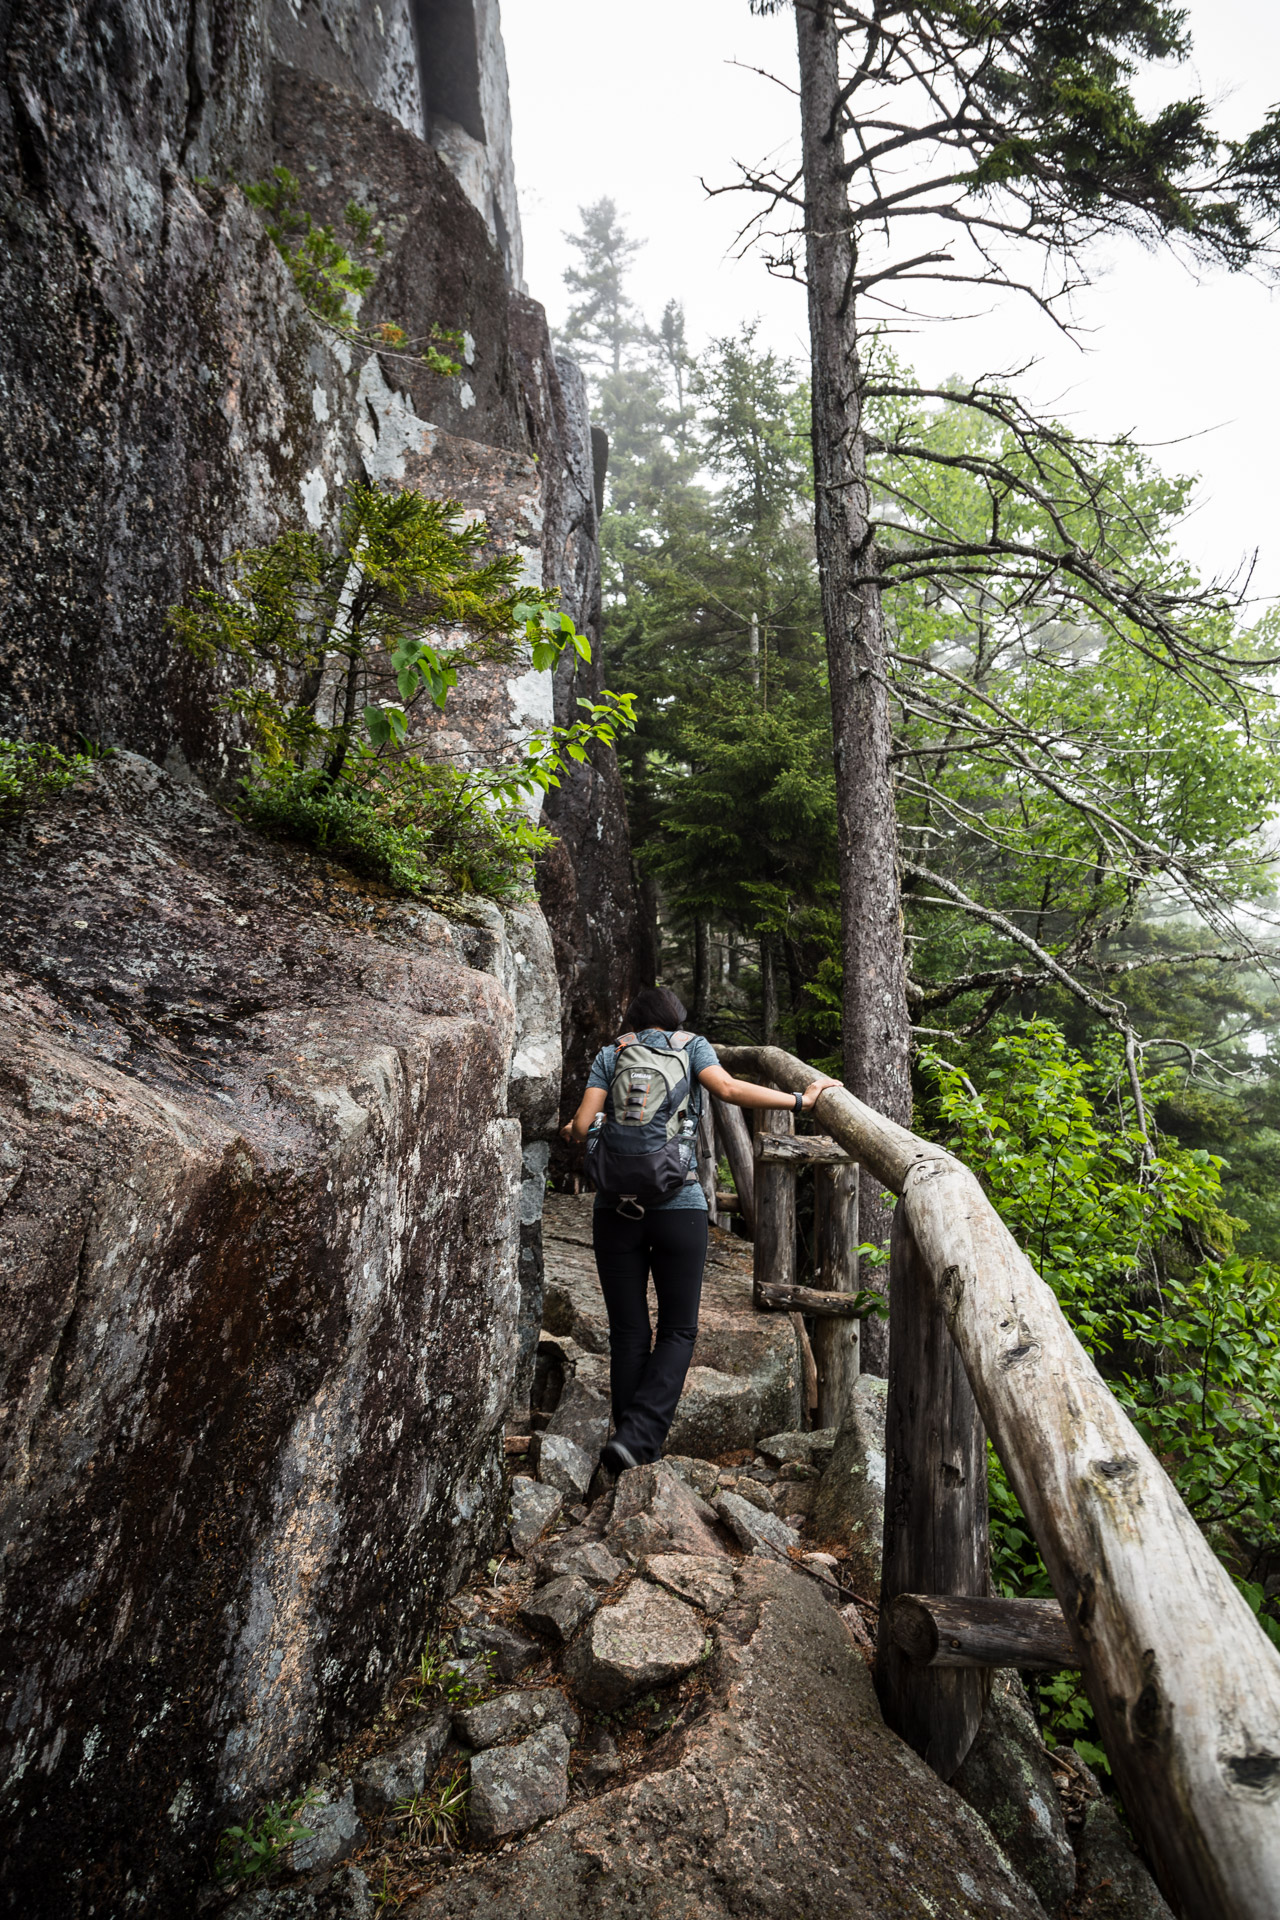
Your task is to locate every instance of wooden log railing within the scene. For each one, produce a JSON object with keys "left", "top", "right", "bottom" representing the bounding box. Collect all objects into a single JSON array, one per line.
[
  {"left": 715, "top": 1043, "right": 1280, "bottom": 1920},
  {"left": 706, "top": 1088, "right": 862, "bottom": 1426}
]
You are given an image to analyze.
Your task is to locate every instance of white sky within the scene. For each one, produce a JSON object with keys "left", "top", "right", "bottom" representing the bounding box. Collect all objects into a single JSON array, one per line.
[{"left": 503, "top": 0, "right": 1280, "bottom": 605}]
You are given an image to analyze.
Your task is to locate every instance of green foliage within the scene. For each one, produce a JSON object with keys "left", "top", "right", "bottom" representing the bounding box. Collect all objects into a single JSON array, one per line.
[
  {"left": 241, "top": 168, "right": 462, "bottom": 371},
  {"left": 930, "top": 1020, "right": 1280, "bottom": 1763},
  {"left": 239, "top": 755, "right": 549, "bottom": 902},
  {"left": 216, "top": 1791, "right": 318, "bottom": 1884},
  {"left": 242, "top": 168, "right": 379, "bottom": 324},
  {"left": 1034, "top": 1672, "right": 1112, "bottom": 1777},
  {"left": 0, "top": 738, "right": 100, "bottom": 822},
  {"left": 924, "top": 1019, "right": 1280, "bottom": 1568},
  {"left": 396, "top": 1764, "right": 469, "bottom": 1850},
  {"left": 170, "top": 482, "right": 633, "bottom": 903},
  {"left": 409, "top": 1639, "right": 495, "bottom": 1709}
]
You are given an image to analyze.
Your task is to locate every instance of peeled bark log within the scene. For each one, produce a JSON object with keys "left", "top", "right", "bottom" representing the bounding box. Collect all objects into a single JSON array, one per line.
[
  {"left": 891, "top": 1595, "right": 1078, "bottom": 1671},
  {"left": 696, "top": 1097, "right": 719, "bottom": 1227},
  {"left": 756, "top": 1133, "right": 855, "bottom": 1164},
  {"left": 757, "top": 1284, "right": 867, "bottom": 1319},
  {"left": 813, "top": 1160, "right": 861, "bottom": 1427},
  {"left": 791, "top": 1312, "right": 820, "bottom": 1416}
]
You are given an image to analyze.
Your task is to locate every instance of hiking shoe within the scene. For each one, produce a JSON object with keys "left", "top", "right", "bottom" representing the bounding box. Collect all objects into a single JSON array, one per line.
[{"left": 600, "top": 1438, "right": 640, "bottom": 1477}]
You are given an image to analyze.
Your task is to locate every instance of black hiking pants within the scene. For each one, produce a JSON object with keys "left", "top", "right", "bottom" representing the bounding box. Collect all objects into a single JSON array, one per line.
[{"left": 592, "top": 1205, "right": 709, "bottom": 1464}]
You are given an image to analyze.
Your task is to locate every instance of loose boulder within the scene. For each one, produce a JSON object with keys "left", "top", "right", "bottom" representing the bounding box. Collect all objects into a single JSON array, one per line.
[
  {"left": 455, "top": 1689, "right": 580, "bottom": 1753},
  {"left": 641, "top": 1554, "right": 736, "bottom": 1617},
  {"left": 543, "top": 1378, "right": 611, "bottom": 1459},
  {"left": 355, "top": 1713, "right": 453, "bottom": 1815},
  {"left": 714, "top": 1491, "right": 801, "bottom": 1559},
  {"left": 606, "top": 1463, "right": 727, "bottom": 1565},
  {"left": 291, "top": 1783, "right": 366, "bottom": 1874},
  {"left": 564, "top": 1581, "right": 708, "bottom": 1709},
  {"left": 662, "top": 1457, "right": 720, "bottom": 1505},
  {"left": 757, "top": 1428, "right": 838, "bottom": 1470},
  {"left": 664, "top": 1366, "right": 760, "bottom": 1459},
  {"left": 538, "top": 1541, "right": 627, "bottom": 1589},
  {"left": 454, "top": 1618, "right": 541, "bottom": 1683},
  {"left": 469, "top": 1726, "right": 571, "bottom": 1842},
  {"left": 519, "top": 1576, "right": 598, "bottom": 1643},
  {"left": 536, "top": 1434, "right": 596, "bottom": 1502},
  {"left": 509, "top": 1478, "right": 564, "bottom": 1554}
]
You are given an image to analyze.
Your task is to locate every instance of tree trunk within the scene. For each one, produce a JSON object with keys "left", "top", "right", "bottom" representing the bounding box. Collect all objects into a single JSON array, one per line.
[
  {"left": 795, "top": 0, "right": 912, "bottom": 1372},
  {"left": 761, "top": 936, "right": 779, "bottom": 1045},
  {"left": 693, "top": 918, "right": 712, "bottom": 1027}
]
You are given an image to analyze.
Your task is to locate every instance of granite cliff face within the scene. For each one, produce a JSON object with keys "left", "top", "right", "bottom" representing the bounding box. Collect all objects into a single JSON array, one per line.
[
  {"left": 0, "top": 755, "right": 535, "bottom": 1908},
  {"left": 0, "top": 0, "right": 641, "bottom": 1909}
]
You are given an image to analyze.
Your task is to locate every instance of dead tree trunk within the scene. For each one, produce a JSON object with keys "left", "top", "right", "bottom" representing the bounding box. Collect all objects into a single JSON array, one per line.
[
  {"left": 760, "top": 936, "right": 779, "bottom": 1045},
  {"left": 693, "top": 918, "right": 712, "bottom": 1027},
  {"left": 794, "top": 0, "right": 911, "bottom": 1374}
]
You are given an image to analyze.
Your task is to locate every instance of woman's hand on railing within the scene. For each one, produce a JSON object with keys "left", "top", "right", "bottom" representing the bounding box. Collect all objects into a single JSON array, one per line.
[{"left": 801, "top": 1074, "right": 842, "bottom": 1109}]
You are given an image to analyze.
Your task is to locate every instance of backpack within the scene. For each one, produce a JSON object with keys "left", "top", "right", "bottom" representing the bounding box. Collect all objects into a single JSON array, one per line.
[{"left": 583, "top": 1029, "right": 702, "bottom": 1217}]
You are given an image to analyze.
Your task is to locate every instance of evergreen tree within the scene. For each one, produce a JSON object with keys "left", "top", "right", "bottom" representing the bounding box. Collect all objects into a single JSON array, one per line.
[{"left": 558, "top": 197, "right": 647, "bottom": 376}]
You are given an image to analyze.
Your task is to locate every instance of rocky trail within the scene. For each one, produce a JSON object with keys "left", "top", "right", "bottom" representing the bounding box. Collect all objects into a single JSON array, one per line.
[{"left": 215, "top": 1200, "right": 1170, "bottom": 1920}]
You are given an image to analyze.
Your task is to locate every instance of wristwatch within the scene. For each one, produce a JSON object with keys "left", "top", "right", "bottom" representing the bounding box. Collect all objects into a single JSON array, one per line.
[{"left": 793, "top": 1091, "right": 804, "bottom": 1114}]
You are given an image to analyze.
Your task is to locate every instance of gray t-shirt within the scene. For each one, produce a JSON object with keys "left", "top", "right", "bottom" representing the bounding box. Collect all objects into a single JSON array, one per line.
[{"left": 586, "top": 1028, "right": 719, "bottom": 1212}]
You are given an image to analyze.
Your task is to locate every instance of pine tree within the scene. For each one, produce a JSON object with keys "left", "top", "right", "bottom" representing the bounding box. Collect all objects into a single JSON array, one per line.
[{"left": 559, "top": 197, "right": 647, "bottom": 376}]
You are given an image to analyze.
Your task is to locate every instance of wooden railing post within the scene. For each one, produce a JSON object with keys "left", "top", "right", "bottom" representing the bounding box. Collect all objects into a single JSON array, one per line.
[
  {"left": 753, "top": 1106, "right": 796, "bottom": 1310},
  {"left": 813, "top": 1160, "right": 860, "bottom": 1428},
  {"left": 875, "top": 1205, "right": 989, "bottom": 1780},
  {"left": 712, "top": 1095, "right": 755, "bottom": 1236}
]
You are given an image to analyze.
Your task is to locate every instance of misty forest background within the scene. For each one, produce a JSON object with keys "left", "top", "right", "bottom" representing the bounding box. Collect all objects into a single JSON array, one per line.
[{"left": 553, "top": 195, "right": 1280, "bottom": 1683}]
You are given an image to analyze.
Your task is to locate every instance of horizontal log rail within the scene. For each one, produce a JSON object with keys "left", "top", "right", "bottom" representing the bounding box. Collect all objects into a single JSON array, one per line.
[
  {"left": 756, "top": 1282, "right": 870, "bottom": 1318},
  {"left": 755, "top": 1132, "right": 855, "bottom": 1165},
  {"left": 716, "top": 1043, "right": 1280, "bottom": 1920},
  {"left": 890, "top": 1594, "right": 1079, "bottom": 1671}
]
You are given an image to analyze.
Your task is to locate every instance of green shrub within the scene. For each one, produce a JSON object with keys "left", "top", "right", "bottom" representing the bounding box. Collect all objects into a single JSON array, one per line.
[
  {"left": 0, "top": 739, "right": 99, "bottom": 823},
  {"left": 215, "top": 1790, "right": 318, "bottom": 1884},
  {"left": 170, "top": 482, "right": 634, "bottom": 904}
]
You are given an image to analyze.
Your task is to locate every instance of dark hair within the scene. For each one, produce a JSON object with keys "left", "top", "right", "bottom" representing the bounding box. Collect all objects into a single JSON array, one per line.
[{"left": 622, "top": 986, "right": 688, "bottom": 1031}]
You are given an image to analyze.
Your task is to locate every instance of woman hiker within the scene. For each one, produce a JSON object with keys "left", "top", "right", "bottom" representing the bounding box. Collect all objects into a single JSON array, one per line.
[{"left": 560, "top": 986, "right": 838, "bottom": 1477}]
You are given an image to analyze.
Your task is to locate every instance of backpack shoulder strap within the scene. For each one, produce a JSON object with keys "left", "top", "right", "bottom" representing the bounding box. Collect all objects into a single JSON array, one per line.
[
  {"left": 669, "top": 1029, "right": 694, "bottom": 1048},
  {"left": 614, "top": 1031, "right": 639, "bottom": 1050}
]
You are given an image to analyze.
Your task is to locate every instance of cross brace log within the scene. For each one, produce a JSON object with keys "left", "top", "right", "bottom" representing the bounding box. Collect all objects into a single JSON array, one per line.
[
  {"left": 891, "top": 1594, "right": 1080, "bottom": 1671},
  {"left": 757, "top": 1283, "right": 868, "bottom": 1318},
  {"left": 755, "top": 1133, "right": 856, "bottom": 1165}
]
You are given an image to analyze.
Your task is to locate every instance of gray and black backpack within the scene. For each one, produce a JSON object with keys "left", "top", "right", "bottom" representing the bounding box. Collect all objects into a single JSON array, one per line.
[{"left": 583, "top": 1029, "right": 702, "bottom": 1216}]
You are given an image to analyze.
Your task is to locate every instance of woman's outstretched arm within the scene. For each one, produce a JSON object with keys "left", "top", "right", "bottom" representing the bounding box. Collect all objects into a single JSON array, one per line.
[{"left": 697, "top": 1063, "right": 839, "bottom": 1111}]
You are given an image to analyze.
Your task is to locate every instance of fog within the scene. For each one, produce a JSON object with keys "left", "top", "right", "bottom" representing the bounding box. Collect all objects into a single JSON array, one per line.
[{"left": 504, "top": 0, "right": 1280, "bottom": 603}]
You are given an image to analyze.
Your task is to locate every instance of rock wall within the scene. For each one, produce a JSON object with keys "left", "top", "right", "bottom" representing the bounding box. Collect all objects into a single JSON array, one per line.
[
  {"left": 0, "top": 755, "right": 534, "bottom": 1910},
  {"left": 0, "top": 0, "right": 638, "bottom": 1908}
]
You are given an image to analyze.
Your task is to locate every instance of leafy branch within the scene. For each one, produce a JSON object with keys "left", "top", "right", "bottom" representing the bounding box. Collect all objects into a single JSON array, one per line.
[{"left": 241, "top": 168, "right": 464, "bottom": 373}]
